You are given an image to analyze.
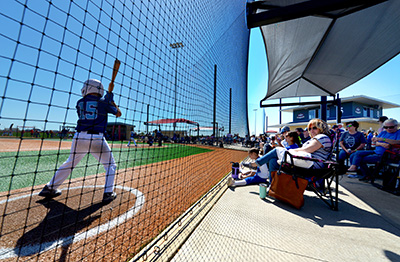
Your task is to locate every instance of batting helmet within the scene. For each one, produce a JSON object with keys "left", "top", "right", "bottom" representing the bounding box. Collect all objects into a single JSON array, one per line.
[{"left": 81, "top": 79, "right": 104, "bottom": 97}]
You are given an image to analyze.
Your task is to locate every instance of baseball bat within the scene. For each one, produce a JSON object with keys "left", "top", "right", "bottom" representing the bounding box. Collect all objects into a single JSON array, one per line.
[{"left": 108, "top": 58, "right": 121, "bottom": 93}]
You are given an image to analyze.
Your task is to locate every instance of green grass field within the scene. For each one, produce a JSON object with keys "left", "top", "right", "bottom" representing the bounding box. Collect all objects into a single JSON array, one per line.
[{"left": 0, "top": 144, "right": 212, "bottom": 192}]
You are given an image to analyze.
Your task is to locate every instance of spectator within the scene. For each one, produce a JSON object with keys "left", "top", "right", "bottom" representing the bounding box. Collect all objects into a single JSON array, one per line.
[
  {"left": 377, "top": 116, "right": 388, "bottom": 134},
  {"left": 337, "top": 121, "right": 366, "bottom": 166},
  {"left": 295, "top": 127, "right": 305, "bottom": 145},
  {"left": 302, "top": 128, "right": 311, "bottom": 144},
  {"left": 285, "top": 131, "right": 301, "bottom": 150},
  {"left": 347, "top": 118, "right": 400, "bottom": 180},
  {"left": 366, "top": 129, "right": 374, "bottom": 150},
  {"left": 227, "top": 148, "right": 269, "bottom": 187},
  {"left": 263, "top": 135, "right": 277, "bottom": 155},
  {"left": 250, "top": 119, "right": 332, "bottom": 181},
  {"left": 277, "top": 125, "right": 290, "bottom": 147}
]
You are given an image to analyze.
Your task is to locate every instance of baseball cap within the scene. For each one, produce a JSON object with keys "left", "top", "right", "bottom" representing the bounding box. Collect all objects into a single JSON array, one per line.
[
  {"left": 279, "top": 126, "right": 290, "bottom": 134},
  {"left": 295, "top": 127, "right": 304, "bottom": 133},
  {"left": 332, "top": 125, "right": 338, "bottom": 129},
  {"left": 378, "top": 116, "right": 388, "bottom": 122}
]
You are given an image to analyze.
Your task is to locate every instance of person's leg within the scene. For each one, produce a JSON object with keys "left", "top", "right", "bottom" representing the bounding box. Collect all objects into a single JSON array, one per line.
[
  {"left": 133, "top": 138, "right": 137, "bottom": 146},
  {"left": 47, "top": 133, "right": 88, "bottom": 189},
  {"left": 337, "top": 149, "right": 348, "bottom": 165},
  {"left": 255, "top": 148, "right": 278, "bottom": 167},
  {"left": 359, "top": 154, "right": 382, "bottom": 179},
  {"left": 348, "top": 150, "right": 374, "bottom": 171},
  {"left": 244, "top": 174, "right": 267, "bottom": 185},
  {"left": 229, "top": 174, "right": 267, "bottom": 187},
  {"left": 91, "top": 136, "right": 117, "bottom": 193}
]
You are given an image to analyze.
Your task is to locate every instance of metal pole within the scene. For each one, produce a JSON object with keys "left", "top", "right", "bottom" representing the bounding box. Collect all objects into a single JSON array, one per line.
[
  {"left": 279, "top": 98, "right": 282, "bottom": 124},
  {"left": 146, "top": 104, "right": 149, "bottom": 134},
  {"left": 336, "top": 93, "right": 341, "bottom": 123},
  {"left": 173, "top": 49, "right": 178, "bottom": 132},
  {"left": 320, "top": 96, "right": 327, "bottom": 121},
  {"left": 229, "top": 88, "right": 232, "bottom": 134},
  {"left": 170, "top": 42, "right": 184, "bottom": 133},
  {"left": 213, "top": 64, "right": 217, "bottom": 139},
  {"left": 253, "top": 108, "right": 258, "bottom": 135}
]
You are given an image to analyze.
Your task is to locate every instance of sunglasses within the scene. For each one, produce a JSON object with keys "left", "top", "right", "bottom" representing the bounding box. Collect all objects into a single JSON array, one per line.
[
  {"left": 383, "top": 126, "right": 396, "bottom": 129},
  {"left": 347, "top": 124, "right": 353, "bottom": 127},
  {"left": 310, "top": 126, "right": 318, "bottom": 130}
]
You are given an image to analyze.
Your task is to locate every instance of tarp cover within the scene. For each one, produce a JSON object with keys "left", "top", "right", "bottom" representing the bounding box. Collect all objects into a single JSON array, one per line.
[
  {"left": 146, "top": 118, "right": 198, "bottom": 125},
  {"left": 259, "top": 0, "right": 400, "bottom": 102}
]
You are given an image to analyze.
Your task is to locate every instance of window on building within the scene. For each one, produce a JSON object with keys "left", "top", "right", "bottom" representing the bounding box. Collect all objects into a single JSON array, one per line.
[
  {"left": 363, "top": 107, "right": 368, "bottom": 117},
  {"left": 309, "top": 109, "right": 316, "bottom": 119},
  {"left": 370, "top": 108, "right": 374, "bottom": 118}
]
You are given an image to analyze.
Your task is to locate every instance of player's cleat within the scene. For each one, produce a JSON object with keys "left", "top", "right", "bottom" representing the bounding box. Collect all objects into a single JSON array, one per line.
[
  {"left": 38, "top": 185, "right": 62, "bottom": 198},
  {"left": 102, "top": 192, "right": 117, "bottom": 203}
]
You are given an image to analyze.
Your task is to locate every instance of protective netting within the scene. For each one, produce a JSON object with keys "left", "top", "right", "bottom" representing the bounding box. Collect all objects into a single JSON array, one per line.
[{"left": 0, "top": 0, "right": 249, "bottom": 261}]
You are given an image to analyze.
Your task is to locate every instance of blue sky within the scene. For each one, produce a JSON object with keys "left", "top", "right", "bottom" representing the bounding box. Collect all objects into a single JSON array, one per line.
[{"left": 247, "top": 28, "right": 400, "bottom": 135}]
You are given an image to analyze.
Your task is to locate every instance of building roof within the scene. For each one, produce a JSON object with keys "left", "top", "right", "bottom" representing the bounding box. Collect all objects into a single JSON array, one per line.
[{"left": 280, "top": 95, "right": 400, "bottom": 113}]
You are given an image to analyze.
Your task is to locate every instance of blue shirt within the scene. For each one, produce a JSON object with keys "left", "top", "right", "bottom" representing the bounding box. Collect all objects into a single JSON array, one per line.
[
  {"left": 339, "top": 131, "right": 367, "bottom": 150},
  {"left": 375, "top": 130, "right": 400, "bottom": 155},
  {"left": 75, "top": 92, "right": 118, "bottom": 133},
  {"left": 285, "top": 144, "right": 299, "bottom": 150}
]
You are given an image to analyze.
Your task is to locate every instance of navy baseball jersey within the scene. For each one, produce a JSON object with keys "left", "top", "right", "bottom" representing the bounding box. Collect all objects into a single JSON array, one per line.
[{"left": 76, "top": 92, "right": 118, "bottom": 133}]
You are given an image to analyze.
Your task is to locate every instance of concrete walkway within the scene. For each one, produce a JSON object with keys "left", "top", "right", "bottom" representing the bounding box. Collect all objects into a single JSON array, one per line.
[{"left": 171, "top": 175, "right": 400, "bottom": 261}]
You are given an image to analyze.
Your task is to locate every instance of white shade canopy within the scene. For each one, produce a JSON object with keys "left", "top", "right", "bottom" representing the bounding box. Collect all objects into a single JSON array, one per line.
[{"left": 248, "top": 0, "right": 400, "bottom": 105}]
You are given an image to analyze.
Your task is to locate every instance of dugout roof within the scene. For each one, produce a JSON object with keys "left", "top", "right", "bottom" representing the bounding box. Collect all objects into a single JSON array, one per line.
[
  {"left": 145, "top": 118, "right": 199, "bottom": 126},
  {"left": 247, "top": 0, "right": 400, "bottom": 106}
]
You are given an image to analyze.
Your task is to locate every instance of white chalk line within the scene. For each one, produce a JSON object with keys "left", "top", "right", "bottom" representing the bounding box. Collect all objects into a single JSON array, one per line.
[{"left": 0, "top": 185, "right": 145, "bottom": 259}]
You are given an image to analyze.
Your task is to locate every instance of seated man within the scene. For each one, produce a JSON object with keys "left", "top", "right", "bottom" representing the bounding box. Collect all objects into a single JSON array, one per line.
[{"left": 347, "top": 118, "right": 400, "bottom": 180}]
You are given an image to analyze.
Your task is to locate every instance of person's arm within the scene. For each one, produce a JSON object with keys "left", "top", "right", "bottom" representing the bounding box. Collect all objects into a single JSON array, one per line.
[
  {"left": 291, "top": 138, "right": 323, "bottom": 154},
  {"left": 241, "top": 170, "right": 256, "bottom": 179},
  {"left": 375, "top": 141, "right": 391, "bottom": 149},
  {"left": 353, "top": 143, "right": 366, "bottom": 152},
  {"left": 339, "top": 141, "right": 348, "bottom": 152},
  {"left": 375, "top": 137, "right": 400, "bottom": 145}
]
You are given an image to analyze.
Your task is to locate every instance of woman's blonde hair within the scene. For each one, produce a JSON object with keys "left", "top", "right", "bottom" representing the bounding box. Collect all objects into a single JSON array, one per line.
[{"left": 307, "top": 118, "right": 330, "bottom": 137}]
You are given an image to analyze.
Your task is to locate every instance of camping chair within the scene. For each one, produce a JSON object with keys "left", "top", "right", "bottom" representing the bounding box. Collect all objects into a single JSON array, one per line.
[{"left": 277, "top": 151, "right": 342, "bottom": 210}]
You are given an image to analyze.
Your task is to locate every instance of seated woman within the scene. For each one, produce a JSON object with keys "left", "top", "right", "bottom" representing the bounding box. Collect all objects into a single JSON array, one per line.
[
  {"left": 337, "top": 121, "right": 366, "bottom": 166},
  {"left": 249, "top": 119, "right": 332, "bottom": 180},
  {"left": 227, "top": 148, "right": 268, "bottom": 187},
  {"left": 347, "top": 118, "right": 400, "bottom": 179},
  {"left": 285, "top": 131, "right": 301, "bottom": 150}
]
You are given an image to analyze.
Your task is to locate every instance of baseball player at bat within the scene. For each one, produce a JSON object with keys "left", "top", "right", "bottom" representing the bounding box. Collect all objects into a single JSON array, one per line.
[{"left": 39, "top": 79, "right": 122, "bottom": 203}]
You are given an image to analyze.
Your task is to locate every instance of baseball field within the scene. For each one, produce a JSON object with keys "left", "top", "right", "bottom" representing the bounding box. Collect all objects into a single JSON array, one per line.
[{"left": 0, "top": 138, "right": 248, "bottom": 261}]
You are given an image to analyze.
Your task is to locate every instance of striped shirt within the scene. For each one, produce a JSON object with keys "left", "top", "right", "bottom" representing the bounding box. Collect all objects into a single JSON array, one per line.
[{"left": 303, "top": 134, "right": 332, "bottom": 168}]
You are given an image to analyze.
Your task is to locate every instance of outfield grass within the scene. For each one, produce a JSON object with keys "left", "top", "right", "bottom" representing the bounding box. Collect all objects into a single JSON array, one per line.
[{"left": 0, "top": 144, "right": 212, "bottom": 192}]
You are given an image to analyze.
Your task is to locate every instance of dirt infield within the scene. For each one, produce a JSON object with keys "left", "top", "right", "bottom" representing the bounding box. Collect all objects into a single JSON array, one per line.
[
  {"left": 0, "top": 144, "right": 248, "bottom": 261},
  {"left": 0, "top": 138, "right": 155, "bottom": 152}
]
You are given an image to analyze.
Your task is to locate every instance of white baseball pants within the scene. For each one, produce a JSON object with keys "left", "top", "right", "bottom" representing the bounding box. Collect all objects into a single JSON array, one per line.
[{"left": 47, "top": 131, "right": 117, "bottom": 193}]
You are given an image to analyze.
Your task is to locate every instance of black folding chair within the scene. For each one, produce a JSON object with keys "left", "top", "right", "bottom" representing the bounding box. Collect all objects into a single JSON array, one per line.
[{"left": 278, "top": 151, "right": 342, "bottom": 210}]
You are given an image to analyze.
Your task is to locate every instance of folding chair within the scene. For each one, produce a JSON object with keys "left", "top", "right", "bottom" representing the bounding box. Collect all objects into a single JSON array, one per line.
[{"left": 277, "top": 151, "right": 342, "bottom": 210}]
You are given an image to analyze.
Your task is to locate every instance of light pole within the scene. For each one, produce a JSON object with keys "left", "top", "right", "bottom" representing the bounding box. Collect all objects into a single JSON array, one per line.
[
  {"left": 170, "top": 42, "right": 184, "bottom": 133},
  {"left": 253, "top": 108, "right": 258, "bottom": 135}
]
